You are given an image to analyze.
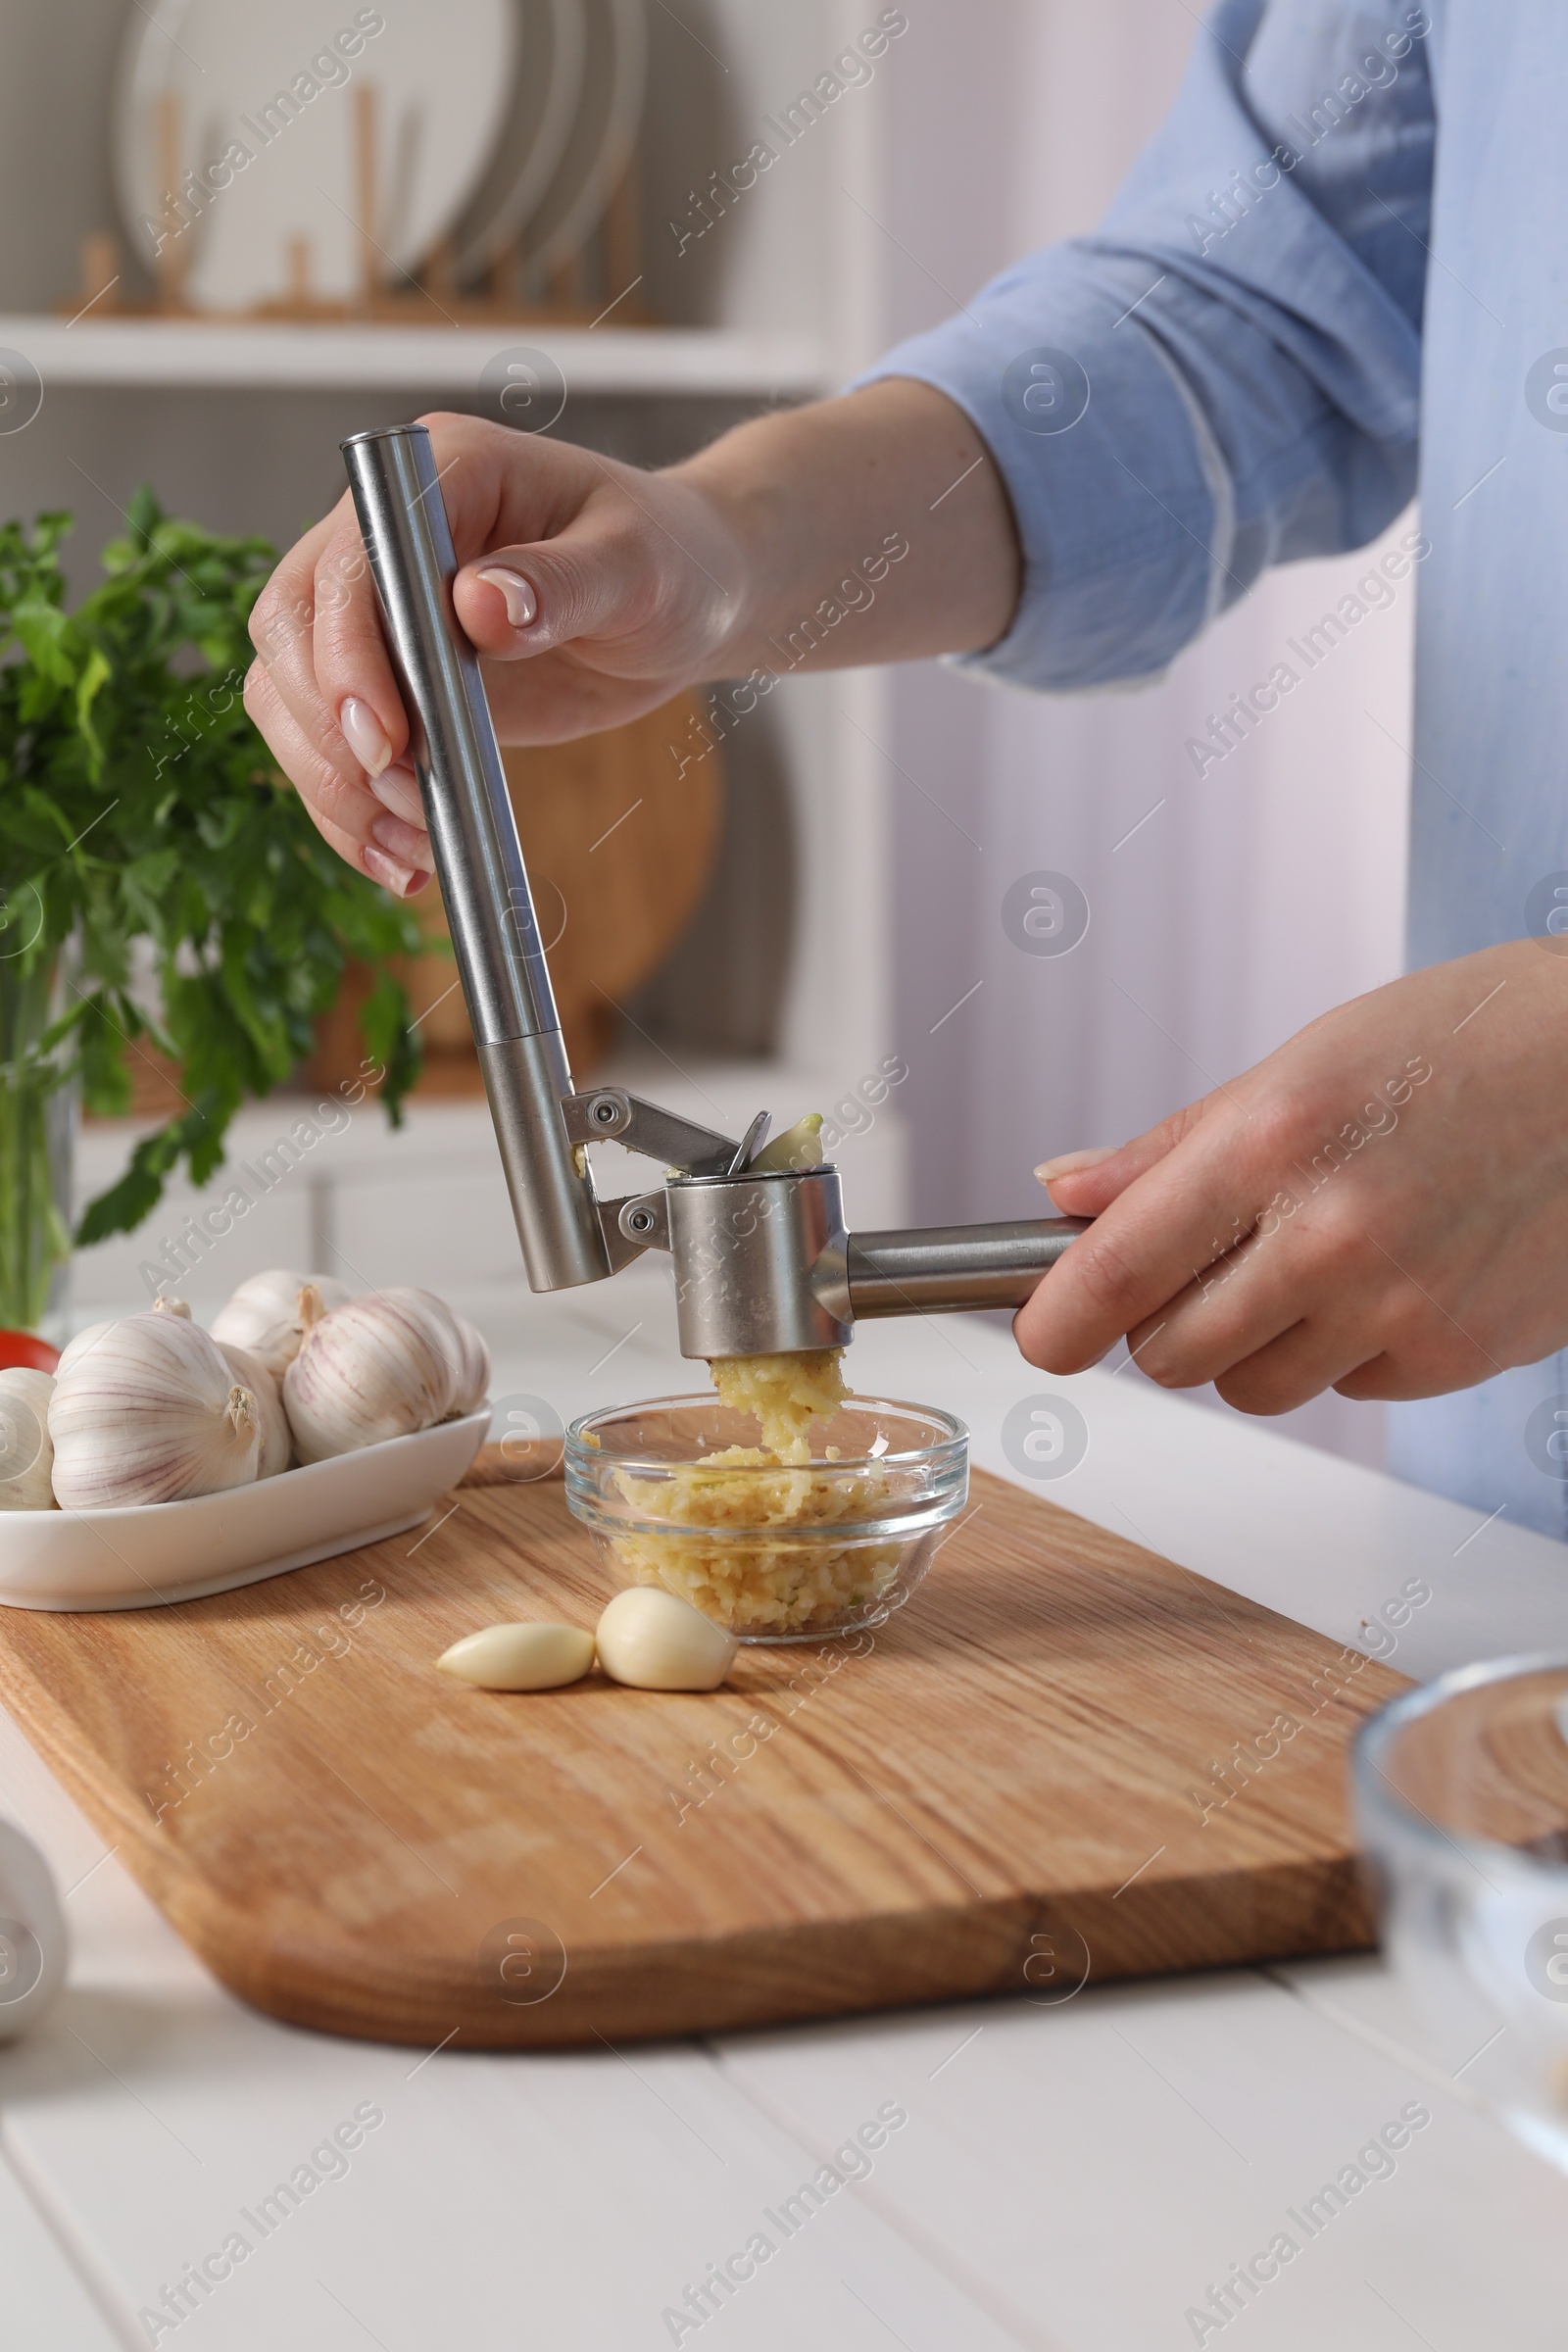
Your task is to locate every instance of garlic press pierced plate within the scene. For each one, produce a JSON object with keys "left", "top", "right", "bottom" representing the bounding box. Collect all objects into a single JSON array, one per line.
[{"left": 0, "top": 1408, "right": 489, "bottom": 1612}]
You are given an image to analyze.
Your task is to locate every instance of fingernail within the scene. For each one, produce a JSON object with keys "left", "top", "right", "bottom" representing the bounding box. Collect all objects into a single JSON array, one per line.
[
  {"left": 339, "top": 695, "right": 392, "bottom": 777},
  {"left": 475, "top": 565, "right": 538, "bottom": 629},
  {"left": 371, "top": 811, "right": 431, "bottom": 868},
  {"left": 363, "top": 845, "right": 417, "bottom": 898},
  {"left": 368, "top": 761, "right": 426, "bottom": 827},
  {"left": 1035, "top": 1147, "right": 1118, "bottom": 1183}
]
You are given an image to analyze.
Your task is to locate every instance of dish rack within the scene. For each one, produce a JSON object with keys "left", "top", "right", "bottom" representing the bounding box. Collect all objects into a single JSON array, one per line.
[{"left": 68, "top": 0, "right": 652, "bottom": 328}]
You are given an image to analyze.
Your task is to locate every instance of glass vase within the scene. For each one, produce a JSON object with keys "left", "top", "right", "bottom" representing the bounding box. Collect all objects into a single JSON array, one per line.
[{"left": 0, "top": 956, "right": 73, "bottom": 1339}]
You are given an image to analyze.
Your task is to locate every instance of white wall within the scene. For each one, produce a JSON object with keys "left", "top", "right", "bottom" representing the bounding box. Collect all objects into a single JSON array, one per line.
[{"left": 879, "top": 0, "right": 1413, "bottom": 1467}]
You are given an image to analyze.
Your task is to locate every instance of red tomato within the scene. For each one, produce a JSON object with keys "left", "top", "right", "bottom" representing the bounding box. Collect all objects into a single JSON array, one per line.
[{"left": 0, "top": 1330, "right": 61, "bottom": 1373}]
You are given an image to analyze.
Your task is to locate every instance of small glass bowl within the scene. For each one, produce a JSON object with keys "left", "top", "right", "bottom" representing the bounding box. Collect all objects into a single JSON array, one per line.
[
  {"left": 1353, "top": 1653, "right": 1568, "bottom": 2177},
  {"left": 564, "top": 1395, "right": 968, "bottom": 1644}
]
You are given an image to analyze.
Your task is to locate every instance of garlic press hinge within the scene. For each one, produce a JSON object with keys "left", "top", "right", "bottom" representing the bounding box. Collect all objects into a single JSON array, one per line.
[{"left": 560, "top": 1088, "right": 769, "bottom": 1177}]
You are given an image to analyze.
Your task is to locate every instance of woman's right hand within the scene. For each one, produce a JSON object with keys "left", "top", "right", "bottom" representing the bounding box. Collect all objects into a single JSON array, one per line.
[
  {"left": 242, "top": 381, "right": 1018, "bottom": 896},
  {"left": 242, "top": 410, "right": 751, "bottom": 896}
]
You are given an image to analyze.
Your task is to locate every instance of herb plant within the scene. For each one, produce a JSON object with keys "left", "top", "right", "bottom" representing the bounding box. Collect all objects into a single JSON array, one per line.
[{"left": 0, "top": 493, "right": 421, "bottom": 1328}]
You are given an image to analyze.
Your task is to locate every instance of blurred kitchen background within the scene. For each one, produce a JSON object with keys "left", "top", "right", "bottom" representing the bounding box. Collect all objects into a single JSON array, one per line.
[{"left": 0, "top": 1, "right": 1410, "bottom": 1467}]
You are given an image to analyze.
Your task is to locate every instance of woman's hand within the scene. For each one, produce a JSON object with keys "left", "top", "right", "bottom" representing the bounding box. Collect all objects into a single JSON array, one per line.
[
  {"left": 1018, "top": 940, "right": 1568, "bottom": 1410},
  {"left": 243, "top": 384, "right": 1017, "bottom": 897},
  {"left": 243, "top": 413, "right": 748, "bottom": 896}
]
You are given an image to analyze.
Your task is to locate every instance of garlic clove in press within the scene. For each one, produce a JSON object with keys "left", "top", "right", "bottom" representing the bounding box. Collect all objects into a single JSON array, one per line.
[
  {"left": 214, "top": 1340, "right": 292, "bottom": 1478},
  {"left": 0, "top": 1370, "right": 56, "bottom": 1510},
  {"left": 282, "top": 1286, "right": 461, "bottom": 1463},
  {"left": 211, "top": 1269, "right": 352, "bottom": 1378},
  {"left": 49, "top": 1313, "right": 261, "bottom": 1509},
  {"left": 749, "top": 1111, "right": 825, "bottom": 1175},
  {"left": 436, "top": 1622, "right": 596, "bottom": 1690},
  {"left": 594, "top": 1588, "right": 739, "bottom": 1690}
]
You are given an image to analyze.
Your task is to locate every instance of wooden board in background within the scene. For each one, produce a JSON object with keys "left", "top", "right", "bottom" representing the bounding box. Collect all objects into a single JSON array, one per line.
[{"left": 0, "top": 1460, "right": 1405, "bottom": 2047}]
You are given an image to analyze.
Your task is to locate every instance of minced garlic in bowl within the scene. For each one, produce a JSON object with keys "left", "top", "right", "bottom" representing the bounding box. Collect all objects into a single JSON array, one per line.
[{"left": 564, "top": 1372, "right": 968, "bottom": 1643}]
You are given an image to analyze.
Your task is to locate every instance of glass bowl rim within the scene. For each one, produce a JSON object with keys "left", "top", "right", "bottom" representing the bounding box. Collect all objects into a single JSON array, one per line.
[
  {"left": 564, "top": 1393, "right": 969, "bottom": 1479},
  {"left": 1352, "top": 1647, "right": 1568, "bottom": 1878}
]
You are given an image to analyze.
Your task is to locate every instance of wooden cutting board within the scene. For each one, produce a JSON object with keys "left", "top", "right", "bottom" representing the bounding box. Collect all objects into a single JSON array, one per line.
[{"left": 0, "top": 1458, "right": 1405, "bottom": 2048}]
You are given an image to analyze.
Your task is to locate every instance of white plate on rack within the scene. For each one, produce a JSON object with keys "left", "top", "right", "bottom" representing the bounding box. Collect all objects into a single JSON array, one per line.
[
  {"left": 112, "top": 0, "right": 516, "bottom": 309},
  {"left": 522, "top": 0, "right": 647, "bottom": 286},
  {"left": 450, "top": 0, "right": 587, "bottom": 277},
  {"left": 0, "top": 1409, "right": 489, "bottom": 1612}
]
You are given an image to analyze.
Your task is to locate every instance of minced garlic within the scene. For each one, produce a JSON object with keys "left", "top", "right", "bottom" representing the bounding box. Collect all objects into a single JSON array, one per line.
[
  {"left": 610, "top": 1349, "right": 903, "bottom": 1637},
  {"left": 710, "top": 1348, "right": 848, "bottom": 1462}
]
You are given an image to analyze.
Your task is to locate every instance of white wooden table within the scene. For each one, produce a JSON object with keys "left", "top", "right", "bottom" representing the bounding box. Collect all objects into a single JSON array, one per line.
[{"left": 4, "top": 1277, "right": 1566, "bottom": 2351}]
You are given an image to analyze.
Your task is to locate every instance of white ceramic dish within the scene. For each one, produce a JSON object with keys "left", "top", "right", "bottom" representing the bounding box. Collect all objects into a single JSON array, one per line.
[{"left": 0, "top": 1408, "right": 489, "bottom": 1612}]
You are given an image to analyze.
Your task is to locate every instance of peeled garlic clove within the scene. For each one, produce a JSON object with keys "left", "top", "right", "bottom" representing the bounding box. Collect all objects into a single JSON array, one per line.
[
  {"left": 49, "top": 1314, "right": 261, "bottom": 1509},
  {"left": 283, "top": 1286, "right": 459, "bottom": 1463},
  {"left": 437, "top": 1622, "right": 595, "bottom": 1690},
  {"left": 214, "top": 1340, "right": 292, "bottom": 1478},
  {"left": 212, "top": 1268, "right": 352, "bottom": 1378},
  {"left": 0, "top": 1370, "right": 56, "bottom": 1510},
  {"left": 750, "top": 1112, "right": 825, "bottom": 1174},
  {"left": 595, "top": 1588, "right": 739, "bottom": 1690}
]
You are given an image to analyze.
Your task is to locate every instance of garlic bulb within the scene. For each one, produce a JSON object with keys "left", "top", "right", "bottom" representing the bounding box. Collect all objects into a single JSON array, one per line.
[
  {"left": 214, "top": 1340, "right": 292, "bottom": 1479},
  {"left": 59, "top": 1289, "right": 187, "bottom": 1373},
  {"left": 0, "top": 1370, "right": 55, "bottom": 1511},
  {"left": 445, "top": 1307, "right": 491, "bottom": 1418},
  {"left": 283, "top": 1286, "right": 463, "bottom": 1463},
  {"left": 50, "top": 1314, "right": 261, "bottom": 1509},
  {"left": 211, "top": 1269, "right": 352, "bottom": 1378},
  {"left": 54, "top": 1320, "right": 113, "bottom": 1379}
]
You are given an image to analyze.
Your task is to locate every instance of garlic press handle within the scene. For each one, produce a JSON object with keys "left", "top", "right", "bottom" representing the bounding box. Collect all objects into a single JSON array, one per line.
[
  {"left": 341, "top": 423, "right": 612, "bottom": 1294},
  {"left": 846, "top": 1218, "right": 1091, "bottom": 1315}
]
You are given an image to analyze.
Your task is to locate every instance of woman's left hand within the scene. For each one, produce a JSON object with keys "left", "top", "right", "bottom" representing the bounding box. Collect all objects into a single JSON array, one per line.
[{"left": 1017, "top": 940, "right": 1568, "bottom": 1411}]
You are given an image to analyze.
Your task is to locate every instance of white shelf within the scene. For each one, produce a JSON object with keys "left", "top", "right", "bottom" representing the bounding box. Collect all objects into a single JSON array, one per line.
[{"left": 0, "top": 316, "right": 832, "bottom": 397}]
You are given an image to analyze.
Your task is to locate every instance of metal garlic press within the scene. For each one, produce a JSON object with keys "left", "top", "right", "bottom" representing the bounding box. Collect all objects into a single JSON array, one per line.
[{"left": 342, "top": 424, "right": 1087, "bottom": 1358}]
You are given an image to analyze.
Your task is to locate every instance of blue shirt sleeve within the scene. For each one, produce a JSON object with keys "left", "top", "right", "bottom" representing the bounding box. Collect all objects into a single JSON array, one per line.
[{"left": 853, "top": 0, "right": 1435, "bottom": 688}]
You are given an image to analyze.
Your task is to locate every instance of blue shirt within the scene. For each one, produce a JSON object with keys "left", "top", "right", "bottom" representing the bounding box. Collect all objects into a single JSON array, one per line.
[{"left": 858, "top": 0, "right": 1568, "bottom": 1542}]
